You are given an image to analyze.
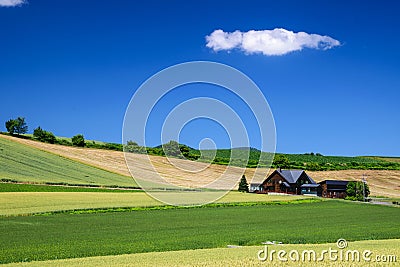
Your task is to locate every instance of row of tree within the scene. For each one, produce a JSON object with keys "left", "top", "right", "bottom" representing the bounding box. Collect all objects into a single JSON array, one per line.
[{"left": 4, "top": 117, "right": 85, "bottom": 147}]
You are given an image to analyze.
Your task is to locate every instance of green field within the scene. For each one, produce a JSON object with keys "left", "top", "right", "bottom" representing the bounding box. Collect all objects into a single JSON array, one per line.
[
  {"left": 1, "top": 201, "right": 399, "bottom": 264},
  {"left": 0, "top": 192, "right": 157, "bottom": 216},
  {"left": 4, "top": 239, "right": 398, "bottom": 267},
  {"left": 0, "top": 137, "right": 135, "bottom": 187},
  {"left": 0, "top": 189, "right": 308, "bottom": 216}
]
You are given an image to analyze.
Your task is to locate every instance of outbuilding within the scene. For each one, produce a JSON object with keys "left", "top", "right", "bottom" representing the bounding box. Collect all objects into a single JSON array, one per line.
[{"left": 318, "top": 180, "right": 349, "bottom": 198}]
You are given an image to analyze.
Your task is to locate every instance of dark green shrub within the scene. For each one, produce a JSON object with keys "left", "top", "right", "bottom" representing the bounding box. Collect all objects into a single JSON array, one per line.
[
  {"left": 56, "top": 138, "right": 72, "bottom": 146},
  {"left": 125, "top": 141, "right": 147, "bottom": 154},
  {"left": 33, "top": 127, "right": 56, "bottom": 144},
  {"left": 72, "top": 134, "right": 85, "bottom": 147},
  {"left": 346, "top": 181, "right": 370, "bottom": 201}
]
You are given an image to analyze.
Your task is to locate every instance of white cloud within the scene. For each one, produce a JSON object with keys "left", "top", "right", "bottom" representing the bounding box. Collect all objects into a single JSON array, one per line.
[
  {"left": 205, "top": 29, "right": 242, "bottom": 51},
  {"left": 0, "top": 0, "right": 26, "bottom": 7},
  {"left": 206, "top": 28, "right": 340, "bottom": 56}
]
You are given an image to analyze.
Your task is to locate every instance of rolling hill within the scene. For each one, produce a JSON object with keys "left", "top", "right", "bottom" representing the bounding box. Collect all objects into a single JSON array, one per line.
[
  {"left": 1, "top": 134, "right": 399, "bottom": 197},
  {"left": 0, "top": 135, "right": 135, "bottom": 187}
]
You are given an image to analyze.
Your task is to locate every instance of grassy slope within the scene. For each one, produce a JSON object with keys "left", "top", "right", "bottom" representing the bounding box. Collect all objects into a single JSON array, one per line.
[
  {"left": 0, "top": 191, "right": 307, "bottom": 216},
  {"left": 5, "top": 239, "right": 399, "bottom": 267},
  {"left": 0, "top": 201, "right": 399, "bottom": 264},
  {"left": 0, "top": 136, "right": 135, "bottom": 187}
]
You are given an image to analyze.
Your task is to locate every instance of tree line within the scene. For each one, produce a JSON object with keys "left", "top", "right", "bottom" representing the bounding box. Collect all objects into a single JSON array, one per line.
[{"left": 4, "top": 117, "right": 85, "bottom": 147}]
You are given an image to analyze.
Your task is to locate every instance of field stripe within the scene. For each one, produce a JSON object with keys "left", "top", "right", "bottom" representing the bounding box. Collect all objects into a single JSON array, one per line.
[{"left": 0, "top": 192, "right": 310, "bottom": 216}]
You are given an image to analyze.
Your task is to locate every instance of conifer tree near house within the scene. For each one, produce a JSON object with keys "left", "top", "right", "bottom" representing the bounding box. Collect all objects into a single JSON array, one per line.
[{"left": 238, "top": 175, "right": 249, "bottom": 193}]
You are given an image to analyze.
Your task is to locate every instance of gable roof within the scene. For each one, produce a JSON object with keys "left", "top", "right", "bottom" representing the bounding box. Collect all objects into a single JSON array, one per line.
[
  {"left": 276, "top": 169, "right": 317, "bottom": 184},
  {"left": 278, "top": 170, "right": 303, "bottom": 183}
]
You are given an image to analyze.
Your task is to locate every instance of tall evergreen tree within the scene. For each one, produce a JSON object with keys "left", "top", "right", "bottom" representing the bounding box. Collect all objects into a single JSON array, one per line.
[{"left": 238, "top": 175, "right": 249, "bottom": 193}]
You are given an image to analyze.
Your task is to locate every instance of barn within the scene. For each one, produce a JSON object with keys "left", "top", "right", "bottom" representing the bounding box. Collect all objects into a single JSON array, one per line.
[{"left": 318, "top": 180, "right": 349, "bottom": 198}]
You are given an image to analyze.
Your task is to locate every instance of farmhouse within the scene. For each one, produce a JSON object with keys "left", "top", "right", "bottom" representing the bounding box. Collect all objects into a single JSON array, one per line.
[
  {"left": 253, "top": 169, "right": 351, "bottom": 198},
  {"left": 258, "top": 169, "right": 319, "bottom": 196},
  {"left": 319, "top": 180, "right": 349, "bottom": 198}
]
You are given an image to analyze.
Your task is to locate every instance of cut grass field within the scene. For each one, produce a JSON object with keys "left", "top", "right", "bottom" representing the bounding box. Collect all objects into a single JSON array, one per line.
[
  {"left": 2, "top": 134, "right": 400, "bottom": 197},
  {"left": 0, "top": 136, "right": 135, "bottom": 187},
  {"left": 4, "top": 239, "right": 399, "bottom": 267},
  {"left": 0, "top": 189, "right": 308, "bottom": 216},
  {"left": 0, "top": 201, "right": 399, "bottom": 264}
]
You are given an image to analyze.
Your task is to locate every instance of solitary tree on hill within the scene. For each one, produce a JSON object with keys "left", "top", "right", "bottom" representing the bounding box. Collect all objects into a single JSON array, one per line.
[
  {"left": 162, "top": 140, "right": 181, "bottom": 158},
  {"left": 238, "top": 175, "right": 249, "bottom": 193},
  {"left": 5, "top": 117, "right": 28, "bottom": 135}
]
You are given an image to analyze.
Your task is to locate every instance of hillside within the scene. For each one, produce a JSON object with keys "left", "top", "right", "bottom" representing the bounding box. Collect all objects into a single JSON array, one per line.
[
  {"left": 0, "top": 134, "right": 258, "bottom": 189},
  {"left": 0, "top": 135, "right": 135, "bottom": 187},
  {"left": 193, "top": 148, "right": 400, "bottom": 170},
  {"left": 376, "top": 156, "right": 400, "bottom": 164},
  {"left": 7, "top": 132, "right": 399, "bottom": 171},
  {"left": 1, "top": 134, "right": 399, "bottom": 197}
]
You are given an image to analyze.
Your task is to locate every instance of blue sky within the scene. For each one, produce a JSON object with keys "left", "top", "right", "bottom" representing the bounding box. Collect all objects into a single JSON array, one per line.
[{"left": 0, "top": 0, "right": 399, "bottom": 156}]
